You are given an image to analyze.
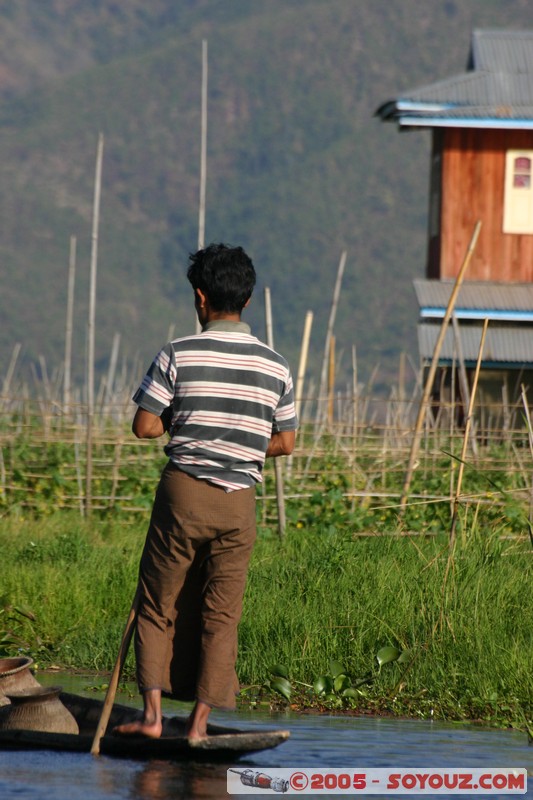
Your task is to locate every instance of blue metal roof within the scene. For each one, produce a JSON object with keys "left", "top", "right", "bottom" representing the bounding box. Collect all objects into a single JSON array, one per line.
[
  {"left": 376, "top": 30, "right": 533, "bottom": 129},
  {"left": 414, "top": 280, "right": 533, "bottom": 320},
  {"left": 414, "top": 281, "right": 533, "bottom": 365},
  {"left": 417, "top": 322, "right": 533, "bottom": 366}
]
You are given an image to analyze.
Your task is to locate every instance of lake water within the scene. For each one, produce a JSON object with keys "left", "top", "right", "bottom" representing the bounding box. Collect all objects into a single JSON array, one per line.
[{"left": 0, "top": 673, "right": 530, "bottom": 800}]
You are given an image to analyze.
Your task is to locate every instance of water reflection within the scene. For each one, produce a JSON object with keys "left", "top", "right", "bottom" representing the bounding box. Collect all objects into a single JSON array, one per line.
[
  {"left": 130, "top": 761, "right": 228, "bottom": 800},
  {"left": 0, "top": 751, "right": 230, "bottom": 800}
]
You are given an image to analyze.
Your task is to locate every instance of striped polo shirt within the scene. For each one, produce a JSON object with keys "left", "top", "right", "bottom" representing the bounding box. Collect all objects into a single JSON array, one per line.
[{"left": 133, "top": 320, "right": 297, "bottom": 491}]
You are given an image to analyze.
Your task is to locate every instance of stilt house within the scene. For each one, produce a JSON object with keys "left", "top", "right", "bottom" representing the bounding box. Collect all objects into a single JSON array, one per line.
[{"left": 377, "top": 29, "right": 533, "bottom": 424}]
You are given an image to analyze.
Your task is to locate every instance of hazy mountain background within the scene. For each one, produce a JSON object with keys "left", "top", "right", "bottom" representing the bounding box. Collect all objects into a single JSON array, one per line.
[{"left": 2, "top": 0, "right": 532, "bottom": 396}]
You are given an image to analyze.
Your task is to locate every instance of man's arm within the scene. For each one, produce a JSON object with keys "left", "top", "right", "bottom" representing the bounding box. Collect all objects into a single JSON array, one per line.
[
  {"left": 132, "top": 407, "right": 171, "bottom": 439},
  {"left": 265, "top": 429, "right": 296, "bottom": 458}
]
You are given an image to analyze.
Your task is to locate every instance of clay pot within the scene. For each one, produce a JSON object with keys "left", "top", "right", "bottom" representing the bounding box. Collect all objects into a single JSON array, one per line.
[
  {"left": 0, "top": 657, "right": 41, "bottom": 706},
  {"left": 0, "top": 685, "right": 79, "bottom": 734}
]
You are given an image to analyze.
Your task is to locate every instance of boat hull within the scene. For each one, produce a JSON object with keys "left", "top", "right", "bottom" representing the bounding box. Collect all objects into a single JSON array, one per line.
[{"left": 0, "top": 692, "right": 290, "bottom": 761}]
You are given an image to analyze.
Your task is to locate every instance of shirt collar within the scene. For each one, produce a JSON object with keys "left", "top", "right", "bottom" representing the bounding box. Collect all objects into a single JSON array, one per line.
[{"left": 203, "top": 320, "right": 251, "bottom": 334}]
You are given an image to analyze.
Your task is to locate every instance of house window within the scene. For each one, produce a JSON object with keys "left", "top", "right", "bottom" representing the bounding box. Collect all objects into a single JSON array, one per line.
[{"left": 503, "top": 150, "right": 533, "bottom": 233}]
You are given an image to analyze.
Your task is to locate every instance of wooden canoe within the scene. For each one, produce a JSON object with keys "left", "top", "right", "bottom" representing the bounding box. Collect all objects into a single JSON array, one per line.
[{"left": 0, "top": 691, "right": 290, "bottom": 761}]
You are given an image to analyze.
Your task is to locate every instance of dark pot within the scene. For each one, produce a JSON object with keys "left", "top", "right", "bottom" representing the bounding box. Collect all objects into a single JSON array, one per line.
[{"left": 0, "top": 685, "right": 79, "bottom": 734}]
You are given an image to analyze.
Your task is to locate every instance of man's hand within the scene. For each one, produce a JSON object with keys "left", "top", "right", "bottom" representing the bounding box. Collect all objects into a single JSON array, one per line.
[
  {"left": 265, "top": 430, "right": 296, "bottom": 457},
  {"left": 132, "top": 407, "right": 169, "bottom": 439}
]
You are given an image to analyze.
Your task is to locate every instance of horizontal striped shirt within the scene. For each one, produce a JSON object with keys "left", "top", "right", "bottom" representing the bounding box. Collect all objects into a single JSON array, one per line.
[{"left": 133, "top": 321, "right": 297, "bottom": 491}]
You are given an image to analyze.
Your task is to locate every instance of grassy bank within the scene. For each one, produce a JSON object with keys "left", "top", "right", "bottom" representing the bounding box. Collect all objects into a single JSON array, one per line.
[{"left": 0, "top": 512, "right": 531, "bottom": 732}]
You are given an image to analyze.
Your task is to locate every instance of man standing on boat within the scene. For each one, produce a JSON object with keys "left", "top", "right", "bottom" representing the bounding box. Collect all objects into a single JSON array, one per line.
[{"left": 115, "top": 243, "right": 297, "bottom": 741}]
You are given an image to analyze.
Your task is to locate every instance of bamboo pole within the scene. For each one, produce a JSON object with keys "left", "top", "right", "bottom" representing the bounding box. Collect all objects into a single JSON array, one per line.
[
  {"left": 451, "top": 313, "right": 478, "bottom": 457},
  {"left": 38, "top": 355, "right": 52, "bottom": 408},
  {"left": 104, "top": 332, "right": 121, "bottom": 414},
  {"left": 91, "top": 588, "right": 140, "bottom": 755},
  {"left": 64, "top": 235, "right": 77, "bottom": 416},
  {"left": 264, "top": 287, "right": 286, "bottom": 538},
  {"left": 3, "top": 342, "right": 22, "bottom": 398},
  {"left": 399, "top": 220, "right": 481, "bottom": 513},
  {"left": 294, "top": 311, "right": 313, "bottom": 424},
  {"left": 351, "top": 344, "right": 358, "bottom": 512},
  {"left": 317, "top": 251, "right": 347, "bottom": 424},
  {"left": 328, "top": 335, "right": 336, "bottom": 425},
  {"left": 0, "top": 447, "right": 5, "bottom": 496},
  {"left": 287, "top": 310, "right": 313, "bottom": 478},
  {"left": 520, "top": 384, "right": 533, "bottom": 545},
  {"left": 196, "top": 39, "right": 208, "bottom": 335},
  {"left": 109, "top": 440, "right": 124, "bottom": 510},
  {"left": 264, "top": 287, "right": 274, "bottom": 352},
  {"left": 451, "top": 314, "right": 470, "bottom": 411},
  {"left": 198, "top": 39, "right": 208, "bottom": 251},
  {"left": 398, "top": 351, "right": 406, "bottom": 426},
  {"left": 86, "top": 133, "right": 104, "bottom": 517},
  {"left": 448, "top": 351, "right": 457, "bottom": 514},
  {"left": 449, "top": 318, "right": 489, "bottom": 544}
]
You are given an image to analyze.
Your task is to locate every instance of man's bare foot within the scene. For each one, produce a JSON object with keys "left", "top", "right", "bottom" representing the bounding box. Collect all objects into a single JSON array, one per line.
[
  {"left": 113, "top": 688, "right": 163, "bottom": 738},
  {"left": 113, "top": 718, "right": 163, "bottom": 738},
  {"left": 186, "top": 699, "right": 211, "bottom": 742},
  {"left": 186, "top": 728, "right": 208, "bottom": 743}
]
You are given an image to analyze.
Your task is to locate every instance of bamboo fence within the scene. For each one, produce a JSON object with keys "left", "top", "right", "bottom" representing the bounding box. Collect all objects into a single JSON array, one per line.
[{"left": 1, "top": 371, "right": 531, "bottom": 535}]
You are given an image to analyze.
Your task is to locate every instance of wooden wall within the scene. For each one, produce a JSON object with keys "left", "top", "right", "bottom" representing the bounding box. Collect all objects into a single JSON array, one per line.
[{"left": 428, "top": 127, "right": 533, "bottom": 282}]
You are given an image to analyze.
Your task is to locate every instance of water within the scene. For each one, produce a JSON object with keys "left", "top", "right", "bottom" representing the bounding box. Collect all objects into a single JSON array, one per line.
[{"left": 0, "top": 674, "right": 530, "bottom": 800}]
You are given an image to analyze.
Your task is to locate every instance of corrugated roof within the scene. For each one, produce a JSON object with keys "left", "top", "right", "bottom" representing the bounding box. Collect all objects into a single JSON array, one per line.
[
  {"left": 397, "top": 72, "right": 533, "bottom": 108},
  {"left": 471, "top": 29, "right": 533, "bottom": 73},
  {"left": 397, "top": 72, "right": 533, "bottom": 110},
  {"left": 376, "top": 30, "right": 533, "bottom": 128},
  {"left": 417, "top": 322, "right": 533, "bottom": 365},
  {"left": 414, "top": 280, "right": 533, "bottom": 319}
]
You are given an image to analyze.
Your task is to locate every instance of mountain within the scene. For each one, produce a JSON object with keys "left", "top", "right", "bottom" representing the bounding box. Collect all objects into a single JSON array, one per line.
[{"left": 2, "top": 0, "right": 533, "bottom": 395}]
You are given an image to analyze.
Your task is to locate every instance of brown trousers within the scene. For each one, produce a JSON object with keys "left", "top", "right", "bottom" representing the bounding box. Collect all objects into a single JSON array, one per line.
[{"left": 135, "top": 463, "right": 256, "bottom": 709}]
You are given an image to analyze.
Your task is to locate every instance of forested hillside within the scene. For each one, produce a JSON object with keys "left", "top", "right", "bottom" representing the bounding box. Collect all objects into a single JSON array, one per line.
[{"left": 1, "top": 0, "right": 532, "bottom": 393}]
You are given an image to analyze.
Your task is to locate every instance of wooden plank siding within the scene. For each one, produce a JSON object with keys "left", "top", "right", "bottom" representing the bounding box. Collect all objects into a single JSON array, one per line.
[{"left": 428, "top": 128, "right": 533, "bottom": 283}]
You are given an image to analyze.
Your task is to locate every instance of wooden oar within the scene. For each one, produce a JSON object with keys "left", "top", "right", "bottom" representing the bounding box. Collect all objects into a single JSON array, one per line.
[{"left": 90, "top": 587, "right": 140, "bottom": 755}]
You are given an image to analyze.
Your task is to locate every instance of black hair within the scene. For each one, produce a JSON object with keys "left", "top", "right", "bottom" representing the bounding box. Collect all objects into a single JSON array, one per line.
[{"left": 187, "top": 243, "right": 256, "bottom": 312}]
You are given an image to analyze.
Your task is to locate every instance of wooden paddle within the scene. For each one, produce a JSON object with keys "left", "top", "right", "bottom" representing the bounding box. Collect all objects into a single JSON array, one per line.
[{"left": 90, "top": 586, "right": 140, "bottom": 755}]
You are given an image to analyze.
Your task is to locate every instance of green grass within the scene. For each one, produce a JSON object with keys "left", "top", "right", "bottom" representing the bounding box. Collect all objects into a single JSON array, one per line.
[
  {"left": 0, "top": 515, "right": 141, "bottom": 670},
  {"left": 240, "top": 527, "right": 532, "bottom": 727},
  {"left": 1, "top": 511, "right": 531, "bottom": 731}
]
